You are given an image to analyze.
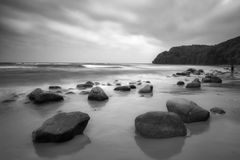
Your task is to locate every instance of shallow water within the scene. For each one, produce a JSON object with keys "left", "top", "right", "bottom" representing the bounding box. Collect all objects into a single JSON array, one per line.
[{"left": 0, "top": 63, "right": 240, "bottom": 160}]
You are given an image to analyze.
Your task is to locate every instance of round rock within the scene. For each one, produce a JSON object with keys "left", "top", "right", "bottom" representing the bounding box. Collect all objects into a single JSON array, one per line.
[
  {"left": 88, "top": 87, "right": 108, "bottom": 101},
  {"left": 135, "top": 111, "right": 187, "bottom": 138},
  {"left": 138, "top": 84, "right": 153, "bottom": 93},
  {"left": 166, "top": 98, "right": 210, "bottom": 123},
  {"left": 32, "top": 112, "right": 90, "bottom": 143}
]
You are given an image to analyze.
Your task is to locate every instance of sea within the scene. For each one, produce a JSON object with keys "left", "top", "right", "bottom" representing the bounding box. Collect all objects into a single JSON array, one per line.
[{"left": 0, "top": 62, "right": 240, "bottom": 160}]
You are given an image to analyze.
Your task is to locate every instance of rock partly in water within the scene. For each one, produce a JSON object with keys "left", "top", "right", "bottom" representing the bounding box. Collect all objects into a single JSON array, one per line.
[
  {"left": 186, "top": 68, "right": 197, "bottom": 73},
  {"left": 85, "top": 81, "right": 94, "bottom": 86},
  {"left": 166, "top": 98, "right": 210, "bottom": 123},
  {"left": 202, "top": 76, "right": 222, "bottom": 83},
  {"left": 135, "top": 111, "right": 187, "bottom": 138},
  {"left": 77, "top": 83, "right": 93, "bottom": 90},
  {"left": 139, "top": 84, "right": 153, "bottom": 93},
  {"left": 49, "top": 86, "right": 61, "bottom": 90},
  {"left": 28, "top": 88, "right": 64, "bottom": 104},
  {"left": 79, "top": 91, "right": 90, "bottom": 95},
  {"left": 186, "top": 79, "right": 201, "bottom": 88},
  {"left": 32, "top": 112, "right": 90, "bottom": 143},
  {"left": 65, "top": 91, "right": 75, "bottom": 95},
  {"left": 210, "top": 107, "right": 226, "bottom": 114},
  {"left": 114, "top": 86, "right": 131, "bottom": 91},
  {"left": 129, "top": 84, "right": 137, "bottom": 89},
  {"left": 88, "top": 87, "right": 108, "bottom": 101},
  {"left": 177, "top": 81, "right": 185, "bottom": 86},
  {"left": 176, "top": 71, "right": 190, "bottom": 76}
]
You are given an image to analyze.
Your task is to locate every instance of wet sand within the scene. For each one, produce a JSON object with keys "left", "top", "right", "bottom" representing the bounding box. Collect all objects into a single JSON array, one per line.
[{"left": 0, "top": 64, "right": 240, "bottom": 160}]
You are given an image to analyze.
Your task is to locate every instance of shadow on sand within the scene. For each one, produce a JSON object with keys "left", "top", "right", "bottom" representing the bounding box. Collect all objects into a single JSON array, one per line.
[
  {"left": 135, "top": 135, "right": 185, "bottom": 160},
  {"left": 33, "top": 134, "right": 90, "bottom": 158}
]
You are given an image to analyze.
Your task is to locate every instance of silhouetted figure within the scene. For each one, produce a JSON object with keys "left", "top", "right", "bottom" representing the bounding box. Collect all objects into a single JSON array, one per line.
[{"left": 230, "top": 57, "right": 234, "bottom": 77}]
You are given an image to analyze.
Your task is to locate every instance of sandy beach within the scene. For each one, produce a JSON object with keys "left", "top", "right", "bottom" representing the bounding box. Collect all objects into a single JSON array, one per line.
[{"left": 0, "top": 63, "right": 240, "bottom": 160}]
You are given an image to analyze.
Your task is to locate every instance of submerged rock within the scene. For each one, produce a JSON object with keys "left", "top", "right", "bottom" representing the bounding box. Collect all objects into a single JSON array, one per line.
[
  {"left": 177, "top": 81, "right": 185, "bottom": 86},
  {"left": 114, "top": 86, "right": 131, "bottom": 91},
  {"left": 32, "top": 112, "right": 90, "bottom": 143},
  {"left": 139, "top": 84, "right": 153, "bottom": 93},
  {"left": 65, "top": 91, "right": 75, "bottom": 95},
  {"left": 210, "top": 107, "right": 226, "bottom": 114},
  {"left": 28, "top": 88, "right": 63, "bottom": 104},
  {"left": 79, "top": 91, "right": 90, "bottom": 95},
  {"left": 166, "top": 98, "right": 210, "bottom": 123},
  {"left": 88, "top": 87, "right": 108, "bottom": 101},
  {"left": 135, "top": 111, "right": 187, "bottom": 138},
  {"left": 49, "top": 86, "right": 61, "bottom": 90}
]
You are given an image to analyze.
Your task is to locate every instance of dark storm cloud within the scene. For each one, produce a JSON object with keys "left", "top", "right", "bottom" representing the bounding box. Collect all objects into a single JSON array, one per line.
[{"left": 0, "top": 0, "right": 240, "bottom": 62}]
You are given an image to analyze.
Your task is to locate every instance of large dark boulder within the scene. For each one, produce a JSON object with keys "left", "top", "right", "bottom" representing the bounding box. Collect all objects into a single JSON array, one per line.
[
  {"left": 166, "top": 98, "right": 210, "bottom": 123},
  {"left": 135, "top": 111, "right": 187, "bottom": 138},
  {"left": 32, "top": 112, "right": 90, "bottom": 143},
  {"left": 88, "top": 87, "right": 108, "bottom": 101},
  {"left": 114, "top": 86, "right": 131, "bottom": 91},
  {"left": 28, "top": 88, "right": 63, "bottom": 104},
  {"left": 139, "top": 84, "right": 153, "bottom": 93}
]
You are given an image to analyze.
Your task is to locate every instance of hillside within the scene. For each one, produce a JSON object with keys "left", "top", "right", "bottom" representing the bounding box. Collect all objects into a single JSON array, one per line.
[{"left": 152, "top": 36, "right": 240, "bottom": 65}]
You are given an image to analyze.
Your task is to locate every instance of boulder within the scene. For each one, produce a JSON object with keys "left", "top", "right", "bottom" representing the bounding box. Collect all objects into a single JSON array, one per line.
[
  {"left": 176, "top": 71, "right": 190, "bottom": 76},
  {"left": 139, "top": 85, "right": 153, "bottom": 93},
  {"left": 94, "top": 82, "right": 100, "bottom": 85},
  {"left": 85, "top": 81, "right": 94, "bottom": 86},
  {"left": 135, "top": 111, "right": 187, "bottom": 138},
  {"left": 76, "top": 83, "right": 93, "bottom": 89},
  {"left": 32, "top": 112, "right": 90, "bottom": 143},
  {"left": 88, "top": 87, "right": 108, "bottom": 101},
  {"left": 114, "top": 86, "right": 131, "bottom": 91},
  {"left": 202, "top": 75, "right": 222, "bottom": 83},
  {"left": 177, "top": 81, "right": 185, "bottom": 85},
  {"left": 49, "top": 86, "right": 61, "bottom": 90},
  {"left": 186, "top": 79, "right": 201, "bottom": 88},
  {"left": 28, "top": 88, "right": 63, "bottom": 104},
  {"left": 116, "top": 83, "right": 121, "bottom": 86},
  {"left": 129, "top": 84, "right": 136, "bottom": 89},
  {"left": 166, "top": 98, "right": 210, "bottom": 123},
  {"left": 186, "top": 68, "right": 197, "bottom": 73},
  {"left": 210, "top": 107, "right": 226, "bottom": 114}
]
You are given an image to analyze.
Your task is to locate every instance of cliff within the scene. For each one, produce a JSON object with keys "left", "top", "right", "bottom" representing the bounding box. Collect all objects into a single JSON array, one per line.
[{"left": 152, "top": 36, "right": 240, "bottom": 65}]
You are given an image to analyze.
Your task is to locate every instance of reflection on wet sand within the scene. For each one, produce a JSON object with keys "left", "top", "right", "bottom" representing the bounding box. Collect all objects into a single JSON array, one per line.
[
  {"left": 135, "top": 135, "right": 185, "bottom": 160},
  {"left": 186, "top": 120, "right": 210, "bottom": 136},
  {"left": 88, "top": 100, "right": 108, "bottom": 110},
  {"left": 34, "top": 134, "right": 90, "bottom": 158}
]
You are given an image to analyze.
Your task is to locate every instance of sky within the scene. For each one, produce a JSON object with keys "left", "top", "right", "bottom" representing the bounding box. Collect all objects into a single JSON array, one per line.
[{"left": 0, "top": 0, "right": 240, "bottom": 63}]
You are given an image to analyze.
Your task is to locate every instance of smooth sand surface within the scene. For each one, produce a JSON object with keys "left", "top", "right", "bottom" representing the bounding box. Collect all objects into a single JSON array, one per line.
[{"left": 0, "top": 64, "right": 240, "bottom": 160}]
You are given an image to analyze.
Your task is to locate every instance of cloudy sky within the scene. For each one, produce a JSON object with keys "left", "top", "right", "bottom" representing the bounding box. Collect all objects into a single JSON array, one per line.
[{"left": 0, "top": 0, "right": 240, "bottom": 63}]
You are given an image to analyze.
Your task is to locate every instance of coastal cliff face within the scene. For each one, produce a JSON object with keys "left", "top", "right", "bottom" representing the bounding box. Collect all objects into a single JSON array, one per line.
[{"left": 152, "top": 36, "right": 240, "bottom": 65}]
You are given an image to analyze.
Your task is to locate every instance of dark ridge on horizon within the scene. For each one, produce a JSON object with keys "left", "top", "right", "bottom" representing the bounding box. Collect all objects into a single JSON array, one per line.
[{"left": 152, "top": 35, "right": 240, "bottom": 65}]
